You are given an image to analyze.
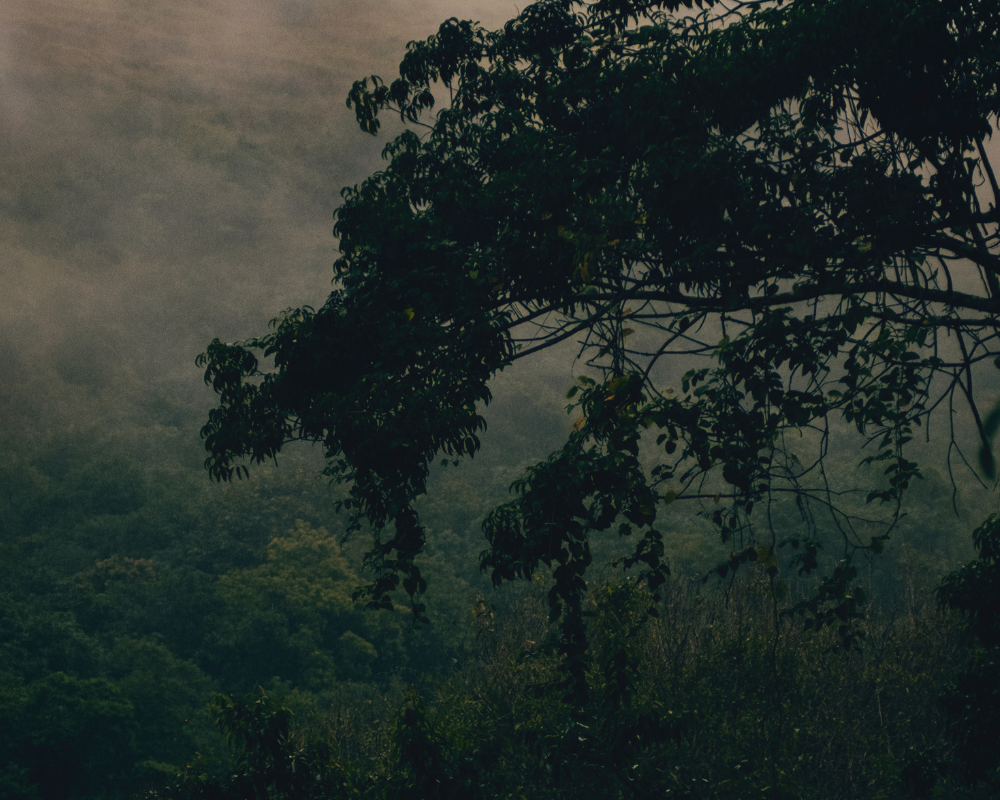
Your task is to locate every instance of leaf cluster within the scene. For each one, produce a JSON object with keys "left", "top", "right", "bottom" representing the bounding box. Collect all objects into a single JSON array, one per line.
[{"left": 199, "top": 0, "right": 1000, "bottom": 687}]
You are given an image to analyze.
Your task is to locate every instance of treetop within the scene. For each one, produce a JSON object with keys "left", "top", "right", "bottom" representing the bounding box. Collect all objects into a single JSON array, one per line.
[{"left": 199, "top": 0, "right": 1000, "bottom": 697}]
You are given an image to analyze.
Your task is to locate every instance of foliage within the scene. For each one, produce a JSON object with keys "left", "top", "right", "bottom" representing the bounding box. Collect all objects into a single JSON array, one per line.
[
  {"left": 3, "top": 670, "right": 139, "bottom": 800},
  {"left": 0, "top": 421, "right": 987, "bottom": 799},
  {"left": 204, "top": 520, "right": 403, "bottom": 689},
  {"left": 157, "top": 690, "right": 356, "bottom": 800},
  {"left": 937, "top": 513, "right": 1000, "bottom": 790},
  {"left": 0, "top": 438, "right": 472, "bottom": 799},
  {"left": 155, "top": 574, "right": 976, "bottom": 800},
  {"left": 198, "top": 0, "right": 1000, "bottom": 695},
  {"left": 8, "top": 0, "right": 1000, "bottom": 795}
]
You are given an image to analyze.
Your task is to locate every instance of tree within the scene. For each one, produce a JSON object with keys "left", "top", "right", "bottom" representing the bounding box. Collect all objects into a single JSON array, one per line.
[
  {"left": 198, "top": 0, "right": 1000, "bottom": 694},
  {"left": 204, "top": 520, "right": 403, "bottom": 690},
  {"left": 159, "top": 690, "right": 355, "bottom": 800},
  {"left": 937, "top": 514, "right": 1000, "bottom": 787}
]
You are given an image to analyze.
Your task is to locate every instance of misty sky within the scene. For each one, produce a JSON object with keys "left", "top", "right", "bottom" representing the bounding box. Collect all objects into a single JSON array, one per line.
[
  {"left": 0, "top": 0, "right": 532, "bottom": 453},
  {"left": 1, "top": 0, "right": 995, "bottom": 529}
]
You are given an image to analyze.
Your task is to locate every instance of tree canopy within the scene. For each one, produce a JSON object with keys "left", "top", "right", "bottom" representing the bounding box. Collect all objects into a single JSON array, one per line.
[{"left": 198, "top": 0, "right": 1000, "bottom": 693}]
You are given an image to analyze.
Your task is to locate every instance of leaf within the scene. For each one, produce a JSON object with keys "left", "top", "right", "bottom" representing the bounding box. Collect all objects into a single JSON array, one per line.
[{"left": 197, "top": 0, "right": 1000, "bottom": 691}]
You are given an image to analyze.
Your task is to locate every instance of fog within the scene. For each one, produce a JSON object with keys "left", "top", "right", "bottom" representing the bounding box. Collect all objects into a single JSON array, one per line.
[
  {"left": 2, "top": 7, "right": 995, "bottom": 795},
  {"left": 0, "top": 0, "right": 993, "bottom": 529},
  {"left": 0, "top": 0, "right": 526, "bottom": 454}
]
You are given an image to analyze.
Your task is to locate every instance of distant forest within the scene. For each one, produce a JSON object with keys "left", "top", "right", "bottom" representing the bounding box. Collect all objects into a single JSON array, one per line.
[
  {"left": 5, "top": 0, "right": 1000, "bottom": 798},
  {"left": 0, "top": 410, "right": 993, "bottom": 799}
]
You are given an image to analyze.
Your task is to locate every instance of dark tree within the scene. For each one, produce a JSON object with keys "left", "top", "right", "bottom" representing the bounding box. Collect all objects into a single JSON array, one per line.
[
  {"left": 938, "top": 514, "right": 1000, "bottom": 787},
  {"left": 198, "top": 0, "right": 1000, "bottom": 690}
]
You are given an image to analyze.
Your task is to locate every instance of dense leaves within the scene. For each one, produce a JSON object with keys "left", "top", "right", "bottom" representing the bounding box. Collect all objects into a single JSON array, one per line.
[
  {"left": 156, "top": 573, "right": 981, "bottom": 800},
  {"left": 0, "top": 434, "right": 480, "bottom": 800},
  {"left": 198, "top": 0, "right": 1000, "bottom": 684},
  {"left": 938, "top": 514, "right": 1000, "bottom": 787},
  {"left": 0, "top": 424, "right": 993, "bottom": 799}
]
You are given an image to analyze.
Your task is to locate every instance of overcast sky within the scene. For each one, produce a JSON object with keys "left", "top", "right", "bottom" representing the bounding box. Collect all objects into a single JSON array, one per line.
[
  {"left": 0, "top": 0, "right": 536, "bottom": 451},
  {"left": 2, "top": 0, "right": 994, "bottom": 519}
]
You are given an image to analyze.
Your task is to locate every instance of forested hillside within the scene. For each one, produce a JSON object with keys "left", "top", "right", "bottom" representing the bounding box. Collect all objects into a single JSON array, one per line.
[
  {"left": 5, "top": 0, "right": 1000, "bottom": 798},
  {"left": 0, "top": 413, "right": 992, "bottom": 799}
]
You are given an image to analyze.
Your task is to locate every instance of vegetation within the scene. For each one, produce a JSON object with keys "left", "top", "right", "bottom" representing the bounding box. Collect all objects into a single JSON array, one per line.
[
  {"left": 154, "top": 572, "right": 993, "bottom": 800},
  {"left": 5, "top": 0, "right": 1000, "bottom": 797},
  {"left": 199, "top": 0, "right": 1000, "bottom": 684},
  {"left": 0, "top": 432, "right": 484, "bottom": 799},
  {"left": 1, "top": 436, "right": 994, "bottom": 800}
]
